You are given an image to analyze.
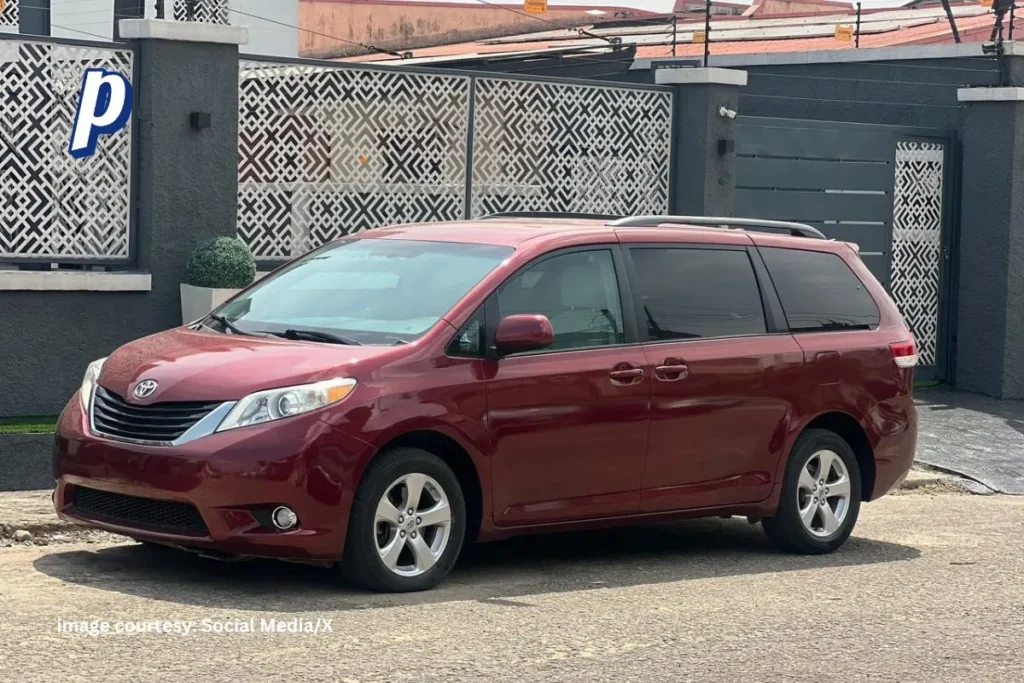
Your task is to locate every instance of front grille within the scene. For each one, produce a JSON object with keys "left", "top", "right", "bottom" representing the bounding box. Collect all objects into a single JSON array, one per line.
[
  {"left": 69, "top": 485, "right": 208, "bottom": 535},
  {"left": 92, "top": 386, "right": 221, "bottom": 443}
]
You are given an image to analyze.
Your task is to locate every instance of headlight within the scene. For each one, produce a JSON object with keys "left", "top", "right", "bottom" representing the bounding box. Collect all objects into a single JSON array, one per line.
[
  {"left": 80, "top": 357, "right": 107, "bottom": 411},
  {"left": 216, "top": 378, "right": 357, "bottom": 432}
]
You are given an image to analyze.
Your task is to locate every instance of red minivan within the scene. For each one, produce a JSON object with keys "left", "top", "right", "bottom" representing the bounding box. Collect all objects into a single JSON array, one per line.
[{"left": 53, "top": 215, "right": 918, "bottom": 592}]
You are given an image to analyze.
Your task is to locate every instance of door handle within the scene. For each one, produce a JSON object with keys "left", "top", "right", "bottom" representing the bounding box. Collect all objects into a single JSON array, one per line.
[
  {"left": 654, "top": 360, "right": 688, "bottom": 382},
  {"left": 609, "top": 366, "right": 644, "bottom": 385}
]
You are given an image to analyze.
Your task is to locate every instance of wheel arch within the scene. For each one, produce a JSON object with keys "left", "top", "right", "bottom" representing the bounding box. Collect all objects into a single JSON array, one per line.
[
  {"left": 801, "top": 411, "right": 877, "bottom": 502},
  {"left": 371, "top": 429, "right": 485, "bottom": 544}
]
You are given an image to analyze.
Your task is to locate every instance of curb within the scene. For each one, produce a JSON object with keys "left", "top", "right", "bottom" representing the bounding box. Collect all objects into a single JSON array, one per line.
[
  {"left": 0, "top": 432, "right": 54, "bottom": 492},
  {"left": 913, "top": 460, "right": 997, "bottom": 495}
]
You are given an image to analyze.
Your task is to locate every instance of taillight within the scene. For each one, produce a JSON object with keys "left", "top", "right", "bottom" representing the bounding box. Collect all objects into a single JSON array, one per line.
[{"left": 890, "top": 339, "right": 918, "bottom": 368}]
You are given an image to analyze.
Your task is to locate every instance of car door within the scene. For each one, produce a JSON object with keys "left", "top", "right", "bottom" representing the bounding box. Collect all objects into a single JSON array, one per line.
[
  {"left": 622, "top": 244, "right": 806, "bottom": 512},
  {"left": 483, "top": 246, "right": 651, "bottom": 526}
]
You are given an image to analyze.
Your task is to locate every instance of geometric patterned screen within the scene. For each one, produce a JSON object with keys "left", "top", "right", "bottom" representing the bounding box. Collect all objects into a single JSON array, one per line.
[
  {"left": 0, "top": 39, "right": 134, "bottom": 262},
  {"left": 237, "top": 60, "right": 472, "bottom": 261},
  {"left": 237, "top": 59, "right": 674, "bottom": 262},
  {"left": 173, "top": 0, "right": 229, "bottom": 24},
  {"left": 891, "top": 140, "right": 945, "bottom": 367},
  {"left": 0, "top": 0, "right": 18, "bottom": 28},
  {"left": 470, "top": 77, "right": 673, "bottom": 218}
]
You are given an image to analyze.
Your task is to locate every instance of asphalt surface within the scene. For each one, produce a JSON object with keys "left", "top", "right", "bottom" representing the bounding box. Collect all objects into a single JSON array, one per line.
[
  {"left": 1, "top": 490, "right": 1022, "bottom": 682},
  {"left": 916, "top": 387, "right": 1024, "bottom": 494}
]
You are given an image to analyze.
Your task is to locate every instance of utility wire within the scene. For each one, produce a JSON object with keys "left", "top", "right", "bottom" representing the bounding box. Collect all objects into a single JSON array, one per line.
[
  {"left": 21, "top": 23, "right": 115, "bottom": 41},
  {"left": 467, "top": 0, "right": 623, "bottom": 46},
  {"left": 48, "top": 0, "right": 631, "bottom": 59},
  {"left": 226, "top": 7, "right": 412, "bottom": 59}
]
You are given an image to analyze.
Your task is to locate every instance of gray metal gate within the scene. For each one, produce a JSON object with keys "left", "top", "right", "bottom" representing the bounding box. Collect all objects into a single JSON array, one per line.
[{"left": 736, "top": 117, "right": 956, "bottom": 380}]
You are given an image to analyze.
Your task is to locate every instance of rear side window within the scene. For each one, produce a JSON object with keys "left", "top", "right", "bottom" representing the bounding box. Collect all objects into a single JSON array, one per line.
[
  {"left": 629, "top": 248, "right": 767, "bottom": 340},
  {"left": 760, "top": 247, "right": 880, "bottom": 332}
]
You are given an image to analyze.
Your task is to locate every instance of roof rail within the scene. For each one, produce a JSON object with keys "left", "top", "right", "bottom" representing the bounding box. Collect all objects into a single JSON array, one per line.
[
  {"left": 481, "top": 211, "right": 624, "bottom": 221},
  {"left": 608, "top": 215, "right": 827, "bottom": 240}
]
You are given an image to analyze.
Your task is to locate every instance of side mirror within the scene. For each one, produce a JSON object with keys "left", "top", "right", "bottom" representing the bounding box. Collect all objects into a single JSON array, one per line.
[{"left": 495, "top": 314, "right": 554, "bottom": 356}]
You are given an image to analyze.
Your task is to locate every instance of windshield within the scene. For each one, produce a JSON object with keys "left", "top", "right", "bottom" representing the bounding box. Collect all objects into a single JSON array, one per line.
[{"left": 213, "top": 238, "right": 513, "bottom": 345}]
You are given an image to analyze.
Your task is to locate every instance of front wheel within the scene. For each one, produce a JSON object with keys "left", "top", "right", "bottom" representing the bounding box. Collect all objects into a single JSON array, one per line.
[
  {"left": 762, "top": 429, "right": 861, "bottom": 554},
  {"left": 340, "top": 447, "right": 466, "bottom": 592}
]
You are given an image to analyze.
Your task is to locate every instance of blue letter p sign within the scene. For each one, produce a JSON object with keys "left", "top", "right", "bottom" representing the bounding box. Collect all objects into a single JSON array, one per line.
[{"left": 69, "top": 68, "right": 133, "bottom": 159}]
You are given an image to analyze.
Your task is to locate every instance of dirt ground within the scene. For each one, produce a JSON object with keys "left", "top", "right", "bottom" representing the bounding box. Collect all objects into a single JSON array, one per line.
[{"left": 1, "top": 487, "right": 1022, "bottom": 682}]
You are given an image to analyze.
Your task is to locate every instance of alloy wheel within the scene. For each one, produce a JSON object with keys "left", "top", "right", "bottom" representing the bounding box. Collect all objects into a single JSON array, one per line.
[
  {"left": 374, "top": 473, "right": 453, "bottom": 577},
  {"left": 797, "top": 449, "right": 852, "bottom": 538}
]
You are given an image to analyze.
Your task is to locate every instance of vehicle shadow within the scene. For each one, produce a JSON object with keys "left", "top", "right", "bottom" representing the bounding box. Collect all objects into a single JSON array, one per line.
[{"left": 33, "top": 517, "right": 920, "bottom": 613}]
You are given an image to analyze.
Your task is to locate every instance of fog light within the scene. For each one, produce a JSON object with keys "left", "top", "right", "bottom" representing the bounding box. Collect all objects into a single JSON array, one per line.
[{"left": 271, "top": 506, "right": 299, "bottom": 530}]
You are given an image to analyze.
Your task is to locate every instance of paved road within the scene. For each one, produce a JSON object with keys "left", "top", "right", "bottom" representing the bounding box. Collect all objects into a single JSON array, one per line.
[
  {"left": 916, "top": 387, "right": 1024, "bottom": 494},
  {"left": 1, "top": 491, "right": 1022, "bottom": 682}
]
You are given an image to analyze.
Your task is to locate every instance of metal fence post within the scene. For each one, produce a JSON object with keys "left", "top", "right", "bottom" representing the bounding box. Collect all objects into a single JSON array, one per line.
[{"left": 463, "top": 78, "right": 477, "bottom": 220}]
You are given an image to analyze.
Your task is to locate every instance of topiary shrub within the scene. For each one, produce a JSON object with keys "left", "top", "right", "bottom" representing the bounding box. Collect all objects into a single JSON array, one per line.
[{"left": 183, "top": 237, "right": 256, "bottom": 289}]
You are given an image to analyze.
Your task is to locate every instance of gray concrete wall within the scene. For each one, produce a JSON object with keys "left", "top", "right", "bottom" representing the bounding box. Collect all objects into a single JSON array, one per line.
[
  {"left": 0, "top": 34, "right": 241, "bottom": 418},
  {"left": 955, "top": 102, "right": 1014, "bottom": 395},
  {"left": 956, "top": 93, "right": 1024, "bottom": 398},
  {"left": 738, "top": 58, "right": 997, "bottom": 129},
  {"left": 613, "top": 56, "right": 999, "bottom": 129},
  {"left": 668, "top": 82, "right": 739, "bottom": 216},
  {"left": 133, "top": 37, "right": 241, "bottom": 326},
  {"left": 0, "top": 433, "right": 54, "bottom": 491}
]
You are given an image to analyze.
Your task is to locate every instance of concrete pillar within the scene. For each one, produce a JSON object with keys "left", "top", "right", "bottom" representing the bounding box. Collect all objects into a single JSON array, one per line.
[
  {"left": 954, "top": 86, "right": 1024, "bottom": 398},
  {"left": 656, "top": 67, "right": 747, "bottom": 217},
  {"left": 119, "top": 19, "right": 248, "bottom": 331}
]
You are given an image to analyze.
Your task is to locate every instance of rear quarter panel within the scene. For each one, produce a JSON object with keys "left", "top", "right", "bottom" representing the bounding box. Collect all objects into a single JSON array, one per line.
[{"left": 749, "top": 235, "right": 916, "bottom": 497}]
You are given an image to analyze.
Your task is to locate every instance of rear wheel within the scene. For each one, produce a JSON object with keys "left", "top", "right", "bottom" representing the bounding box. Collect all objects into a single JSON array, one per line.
[
  {"left": 340, "top": 447, "right": 466, "bottom": 592},
  {"left": 763, "top": 428, "right": 861, "bottom": 554}
]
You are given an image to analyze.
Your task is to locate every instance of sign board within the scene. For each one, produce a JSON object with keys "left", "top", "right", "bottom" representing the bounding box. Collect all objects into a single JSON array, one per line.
[
  {"left": 524, "top": 0, "right": 547, "bottom": 13},
  {"left": 69, "top": 69, "right": 134, "bottom": 159},
  {"left": 692, "top": 30, "right": 706, "bottom": 44},
  {"left": 981, "top": 0, "right": 994, "bottom": 7},
  {"left": 834, "top": 25, "right": 854, "bottom": 42}
]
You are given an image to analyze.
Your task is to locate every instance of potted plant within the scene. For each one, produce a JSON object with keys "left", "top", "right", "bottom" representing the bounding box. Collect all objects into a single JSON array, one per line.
[{"left": 180, "top": 237, "right": 257, "bottom": 324}]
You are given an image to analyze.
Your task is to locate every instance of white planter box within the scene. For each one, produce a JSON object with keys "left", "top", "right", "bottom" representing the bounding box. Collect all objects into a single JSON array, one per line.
[{"left": 180, "top": 283, "right": 240, "bottom": 325}]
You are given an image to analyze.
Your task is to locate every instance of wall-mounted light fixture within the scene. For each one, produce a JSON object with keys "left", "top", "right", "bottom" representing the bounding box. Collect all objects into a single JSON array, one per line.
[{"left": 190, "top": 112, "right": 211, "bottom": 130}]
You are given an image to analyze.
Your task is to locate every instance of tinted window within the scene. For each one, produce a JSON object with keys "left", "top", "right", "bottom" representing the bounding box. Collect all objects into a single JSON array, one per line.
[
  {"left": 215, "top": 239, "right": 512, "bottom": 345},
  {"left": 498, "top": 250, "right": 625, "bottom": 351},
  {"left": 447, "top": 308, "right": 485, "bottom": 357},
  {"left": 629, "top": 248, "right": 766, "bottom": 340},
  {"left": 760, "top": 247, "right": 880, "bottom": 332}
]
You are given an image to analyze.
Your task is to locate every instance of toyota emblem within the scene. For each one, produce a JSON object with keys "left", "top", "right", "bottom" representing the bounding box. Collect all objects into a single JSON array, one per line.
[{"left": 133, "top": 380, "right": 159, "bottom": 400}]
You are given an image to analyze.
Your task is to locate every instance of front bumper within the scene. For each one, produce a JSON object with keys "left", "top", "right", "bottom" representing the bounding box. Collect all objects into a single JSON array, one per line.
[{"left": 53, "top": 395, "right": 373, "bottom": 561}]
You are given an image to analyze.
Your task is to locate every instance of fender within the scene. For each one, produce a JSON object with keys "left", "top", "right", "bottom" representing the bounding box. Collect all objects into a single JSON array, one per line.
[
  {"left": 771, "top": 404, "right": 876, "bottom": 484},
  {"left": 351, "top": 415, "right": 492, "bottom": 518}
]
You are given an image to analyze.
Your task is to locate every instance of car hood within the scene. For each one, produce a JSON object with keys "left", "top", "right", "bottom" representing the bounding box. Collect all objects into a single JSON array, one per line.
[{"left": 98, "top": 327, "right": 401, "bottom": 403}]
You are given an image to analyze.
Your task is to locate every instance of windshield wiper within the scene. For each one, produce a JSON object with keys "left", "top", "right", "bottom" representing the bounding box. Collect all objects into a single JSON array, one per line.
[
  {"left": 264, "top": 329, "right": 362, "bottom": 346},
  {"left": 208, "top": 313, "right": 261, "bottom": 336}
]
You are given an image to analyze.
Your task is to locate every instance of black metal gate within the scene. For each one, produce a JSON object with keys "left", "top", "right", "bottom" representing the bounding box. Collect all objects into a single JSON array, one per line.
[{"left": 736, "top": 116, "right": 957, "bottom": 381}]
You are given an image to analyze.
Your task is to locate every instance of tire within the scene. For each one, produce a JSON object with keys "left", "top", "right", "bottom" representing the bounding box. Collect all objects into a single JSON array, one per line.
[
  {"left": 340, "top": 447, "right": 466, "bottom": 592},
  {"left": 762, "top": 428, "right": 862, "bottom": 554}
]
